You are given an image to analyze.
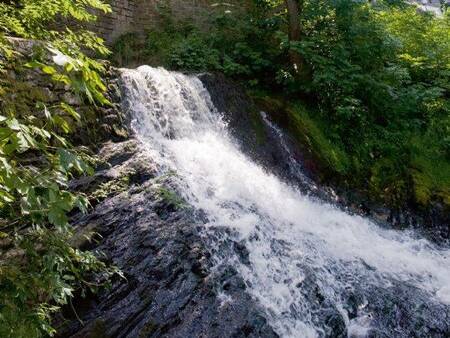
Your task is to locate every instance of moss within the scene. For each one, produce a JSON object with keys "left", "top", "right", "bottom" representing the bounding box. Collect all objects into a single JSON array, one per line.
[
  {"left": 252, "top": 94, "right": 284, "bottom": 113},
  {"left": 91, "top": 175, "right": 130, "bottom": 201},
  {"left": 437, "top": 189, "right": 450, "bottom": 209},
  {"left": 285, "top": 103, "right": 350, "bottom": 176},
  {"left": 156, "top": 187, "right": 186, "bottom": 210},
  {"left": 252, "top": 93, "right": 350, "bottom": 179},
  {"left": 409, "top": 135, "right": 450, "bottom": 208},
  {"left": 2, "top": 77, "right": 52, "bottom": 117}
]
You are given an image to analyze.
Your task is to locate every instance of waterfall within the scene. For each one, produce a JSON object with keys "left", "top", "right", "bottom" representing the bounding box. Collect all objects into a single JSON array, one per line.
[{"left": 120, "top": 66, "right": 450, "bottom": 337}]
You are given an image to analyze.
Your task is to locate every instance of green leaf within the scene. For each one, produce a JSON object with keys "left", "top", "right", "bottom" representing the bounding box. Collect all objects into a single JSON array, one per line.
[
  {"left": 42, "top": 65, "right": 57, "bottom": 75},
  {"left": 74, "top": 195, "right": 90, "bottom": 213},
  {"left": 57, "top": 148, "right": 91, "bottom": 174},
  {"left": 43, "top": 105, "right": 52, "bottom": 120},
  {"left": 6, "top": 118, "right": 21, "bottom": 131},
  {"left": 48, "top": 205, "right": 69, "bottom": 226},
  {"left": 0, "top": 189, "right": 14, "bottom": 203},
  {"left": 16, "top": 132, "right": 30, "bottom": 152},
  {"left": 60, "top": 102, "right": 81, "bottom": 121},
  {"left": 0, "top": 156, "right": 12, "bottom": 174},
  {"left": 53, "top": 116, "right": 71, "bottom": 134}
]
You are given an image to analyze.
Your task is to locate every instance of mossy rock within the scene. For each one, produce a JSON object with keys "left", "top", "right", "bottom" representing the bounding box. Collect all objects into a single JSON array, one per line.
[
  {"left": 252, "top": 94, "right": 350, "bottom": 180},
  {"left": 156, "top": 187, "right": 187, "bottom": 210},
  {"left": 90, "top": 175, "right": 131, "bottom": 202}
]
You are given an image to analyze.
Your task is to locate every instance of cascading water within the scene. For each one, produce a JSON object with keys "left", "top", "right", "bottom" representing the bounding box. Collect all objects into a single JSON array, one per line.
[{"left": 120, "top": 66, "right": 450, "bottom": 337}]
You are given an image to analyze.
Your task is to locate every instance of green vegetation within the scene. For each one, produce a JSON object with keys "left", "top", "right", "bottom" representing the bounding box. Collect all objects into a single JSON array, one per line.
[
  {"left": 157, "top": 187, "right": 187, "bottom": 210},
  {"left": 0, "top": 1, "right": 120, "bottom": 337},
  {"left": 297, "top": 1, "right": 449, "bottom": 209},
  {"left": 112, "top": 0, "right": 449, "bottom": 211},
  {"left": 112, "top": 3, "right": 280, "bottom": 84},
  {"left": 91, "top": 175, "right": 130, "bottom": 202},
  {"left": 288, "top": 1, "right": 449, "bottom": 208}
]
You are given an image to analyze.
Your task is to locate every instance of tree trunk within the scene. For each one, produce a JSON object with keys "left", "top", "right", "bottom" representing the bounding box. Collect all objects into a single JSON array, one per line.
[
  {"left": 285, "top": 0, "right": 302, "bottom": 41},
  {"left": 284, "top": 0, "right": 304, "bottom": 73}
]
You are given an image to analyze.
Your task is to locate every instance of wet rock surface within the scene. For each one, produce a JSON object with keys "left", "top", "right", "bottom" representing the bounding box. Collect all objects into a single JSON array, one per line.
[
  {"left": 362, "top": 282, "right": 450, "bottom": 338},
  {"left": 57, "top": 139, "right": 278, "bottom": 338},
  {"left": 199, "top": 73, "right": 324, "bottom": 199}
]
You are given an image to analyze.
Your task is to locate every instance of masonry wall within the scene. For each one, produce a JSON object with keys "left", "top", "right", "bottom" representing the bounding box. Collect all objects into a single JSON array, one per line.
[
  {"left": 90, "top": 0, "right": 152, "bottom": 44},
  {"left": 91, "top": 0, "right": 246, "bottom": 45}
]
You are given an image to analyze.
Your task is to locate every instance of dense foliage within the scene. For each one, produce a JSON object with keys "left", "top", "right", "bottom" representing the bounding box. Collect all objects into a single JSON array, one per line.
[
  {"left": 287, "top": 1, "right": 449, "bottom": 209},
  {"left": 112, "top": 0, "right": 449, "bottom": 211},
  {"left": 0, "top": 1, "right": 119, "bottom": 337},
  {"left": 112, "top": 3, "right": 282, "bottom": 85}
]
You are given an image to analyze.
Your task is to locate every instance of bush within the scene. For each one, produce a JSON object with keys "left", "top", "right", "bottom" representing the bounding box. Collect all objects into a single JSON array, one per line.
[
  {"left": 112, "top": 4, "right": 282, "bottom": 85},
  {"left": 286, "top": 0, "right": 449, "bottom": 207},
  {"left": 0, "top": 1, "right": 120, "bottom": 336}
]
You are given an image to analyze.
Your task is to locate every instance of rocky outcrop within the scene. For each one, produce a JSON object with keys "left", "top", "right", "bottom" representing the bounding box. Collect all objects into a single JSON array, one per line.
[
  {"left": 56, "top": 138, "right": 278, "bottom": 338},
  {"left": 199, "top": 73, "right": 324, "bottom": 198},
  {"left": 56, "top": 71, "right": 448, "bottom": 337}
]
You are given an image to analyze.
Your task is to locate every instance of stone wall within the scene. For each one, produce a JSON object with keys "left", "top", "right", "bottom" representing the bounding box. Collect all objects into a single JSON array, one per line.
[
  {"left": 7, "top": 38, "right": 128, "bottom": 145},
  {"left": 90, "top": 0, "right": 247, "bottom": 45},
  {"left": 90, "top": 0, "right": 153, "bottom": 45}
]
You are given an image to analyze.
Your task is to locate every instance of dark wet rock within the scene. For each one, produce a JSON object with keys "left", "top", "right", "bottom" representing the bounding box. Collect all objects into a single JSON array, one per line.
[
  {"left": 199, "top": 73, "right": 316, "bottom": 196},
  {"left": 234, "top": 241, "right": 251, "bottom": 266},
  {"left": 322, "top": 310, "right": 347, "bottom": 338},
  {"left": 344, "top": 292, "right": 367, "bottom": 320},
  {"left": 361, "top": 283, "right": 450, "bottom": 338},
  {"left": 335, "top": 188, "right": 450, "bottom": 245},
  {"left": 57, "top": 138, "right": 278, "bottom": 338}
]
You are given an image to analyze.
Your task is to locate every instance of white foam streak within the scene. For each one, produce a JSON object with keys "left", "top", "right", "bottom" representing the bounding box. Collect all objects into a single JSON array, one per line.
[{"left": 121, "top": 66, "right": 450, "bottom": 337}]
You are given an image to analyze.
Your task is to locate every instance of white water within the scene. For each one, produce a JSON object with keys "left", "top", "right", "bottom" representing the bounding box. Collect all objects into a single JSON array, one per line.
[{"left": 120, "top": 66, "right": 450, "bottom": 337}]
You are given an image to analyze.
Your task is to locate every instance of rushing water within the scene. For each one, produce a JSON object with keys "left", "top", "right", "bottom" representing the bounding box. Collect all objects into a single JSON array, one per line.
[{"left": 120, "top": 66, "right": 450, "bottom": 337}]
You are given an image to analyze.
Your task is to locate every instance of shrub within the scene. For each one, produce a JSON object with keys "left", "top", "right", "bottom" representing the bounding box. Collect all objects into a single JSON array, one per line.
[{"left": 0, "top": 1, "right": 121, "bottom": 336}]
